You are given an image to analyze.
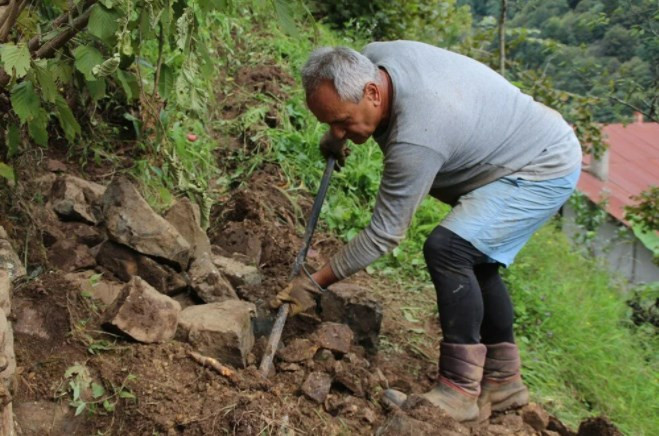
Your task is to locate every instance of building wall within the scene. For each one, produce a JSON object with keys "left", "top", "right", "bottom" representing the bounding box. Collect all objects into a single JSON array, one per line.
[{"left": 562, "top": 204, "right": 659, "bottom": 285}]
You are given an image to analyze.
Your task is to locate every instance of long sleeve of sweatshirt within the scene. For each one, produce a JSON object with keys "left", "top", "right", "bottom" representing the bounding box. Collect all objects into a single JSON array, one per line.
[{"left": 329, "top": 143, "right": 445, "bottom": 280}]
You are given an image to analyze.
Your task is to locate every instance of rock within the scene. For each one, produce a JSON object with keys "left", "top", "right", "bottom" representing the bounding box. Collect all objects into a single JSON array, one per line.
[
  {"left": 14, "top": 401, "right": 88, "bottom": 435},
  {"left": 577, "top": 417, "right": 623, "bottom": 436},
  {"left": 0, "top": 270, "right": 11, "bottom": 315},
  {"left": 314, "top": 322, "right": 354, "bottom": 355},
  {"left": 333, "top": 360, "right": 365, "bottom": 397},
  {"left": 484, "top": 424, "right": 516, "bottom": 435},
  {"left": 0, "top": 402, "right": 13, "bottom": 436},
  {"left": 211, "top": 252, "right": 263, "bottom": 288},
  {"left": 277, "top": 338, "right": 318, "bottom": 363},
  {"left": 313, "top": 348, "right": 336, "bottom": 373},
  {"left": 543, "top": 431, "right": 562, "bottom": 436},
  {"left": 51, "top": 174, "right": 105, "bottom": 224},
  {"left": 376, "top": 411, "right": 436, "bottom": 436},
  {"left": 47, "top": 239, "right": 96, "bottom": 272},
  {"left": 301, "top": 371, "right": 332, "bottom": 403},
  {"left": 103, "top": 277, "right": 181, "bottom": 343},
  {"left": 64, "top": 271, "right": 124, "bottom": 306},
  {"left": 102, "top": 176, "right": 191, "bottom": 270},
  {"left": 61, "top": 222, "right": 104, "bottom": 247},
  {"left": 188, "top": 252, "right": 238, "bottom": 302},
  {"left": 548, "top": 416, "right": 577, "bottom": 436},
  {"left": 96, "top": 241, "right": 188, "bottom": 295},
  {"left": 0, "top": 322, "right": 15, "bottom": 388},
  {"left": 46, "top": 159, "right": 67, "bottom": 172},
  {"left": 278, "top": 362, "right": 302, "bottom": 372},
  {"left": 320, "top": 283, "right": 382, "bottom": 352},
  {"left": 0, "top": 229, "right": 26, "bottom": 280},
  {"left": 13, "top": 303, "right": 49, "bottom": 340},
  {"left": 522, "top": 403, "right": 550, "bottom": 431},
  {"left": 177, "top": 300, "right": 256, "bottom": 368},
  {"left": 491, "top": 413, "right": 525, "bottom": 431},
  {"left": 164, "top": 198, "right": 212, "bottom": 258}
]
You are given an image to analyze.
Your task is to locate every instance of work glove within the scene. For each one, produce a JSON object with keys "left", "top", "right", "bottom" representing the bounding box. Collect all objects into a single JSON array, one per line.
[
  {"left": 319, "top": 131, "right": 350, "bottom": 171},
  {"left": 270, "top": 274, "right": 322, "bottom": 316}
]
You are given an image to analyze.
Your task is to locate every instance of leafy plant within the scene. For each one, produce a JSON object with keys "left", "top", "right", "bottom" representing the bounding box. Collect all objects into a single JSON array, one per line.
[{"left": 60, "top": 363, "right": 136, "bottom": 416}]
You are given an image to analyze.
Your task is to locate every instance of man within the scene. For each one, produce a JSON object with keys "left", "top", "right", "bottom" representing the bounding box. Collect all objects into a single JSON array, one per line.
[{"left": 272, "top": 41, "right": 582, "bottom": 422}]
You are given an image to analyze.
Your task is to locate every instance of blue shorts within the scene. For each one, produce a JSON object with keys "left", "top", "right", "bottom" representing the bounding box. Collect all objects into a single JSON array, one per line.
[{"left": 440, "top": 167, "right": 580, "bottom": 267}]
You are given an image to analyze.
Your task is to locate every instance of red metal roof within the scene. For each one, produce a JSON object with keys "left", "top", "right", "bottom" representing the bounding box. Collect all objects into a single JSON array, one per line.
[{"left": 578, "top": 120, "right": 659, "bottom": 226}]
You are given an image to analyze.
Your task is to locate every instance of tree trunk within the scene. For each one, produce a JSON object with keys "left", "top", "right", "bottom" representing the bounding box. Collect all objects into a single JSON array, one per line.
[{"left": 498, "top": 0, "right": 507, "bottom": 76}]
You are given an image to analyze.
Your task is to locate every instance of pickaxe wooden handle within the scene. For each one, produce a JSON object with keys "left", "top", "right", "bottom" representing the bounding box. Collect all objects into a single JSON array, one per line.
[{"left": 259, "top": 156, "right": 336, "bottom": 377}]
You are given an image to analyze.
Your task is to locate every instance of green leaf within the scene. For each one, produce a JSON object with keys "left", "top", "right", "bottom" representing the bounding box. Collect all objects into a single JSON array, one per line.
[
  {"left": 116, "top": 70, "right": 138, "bottom": 101},
  {"left": 199, "top": 0, "right": 228, "bottom": 13},
  {"left": 118, "top": 390, "right": 136, "bottom": 399},
  {"left": 34, "top": 60, "right": 59, "bottom": 103},
  {"left": 88, "top": 4, "right": 120, "bottom": 42},
  {"left": 91, "top": 382, "right": 105, "bottom": 399},
  {"left": 103, "top": 399, "right": 114, "bottom": 412},
  {"left": 86, "top": 79, "right": 107, "bottom": 101},
  {"left": 54, "top": 95, "right": 81, "bottom": 140},
  {"left": 6, "top": 124, "right": 21, "bottom": 158},
  {"left": 0, "top": 43, "right": 31, "bottom": 78},
  {"left": 157, "top": 64, "right": 174, "bottom": 98},
  {"left": 273, "top": 0, "right": 299, "bottom": 37},
  {"left": 92, "top": 54, "right": 120, "bottom": 77},
  {"left": 0, "top": 163, "right": 15, "bottom": 183},
  {"left": 74, "top": 402, "right": 86, "bottom": 416},
  {"left": 73, "top": 45, "right": 104, "bottom": 81},
  {"left": 10, "top": 81, "right": 41, "bottom": 124},
  {"left": 27, "top": 109, "right": 50, "bottom": 147}
]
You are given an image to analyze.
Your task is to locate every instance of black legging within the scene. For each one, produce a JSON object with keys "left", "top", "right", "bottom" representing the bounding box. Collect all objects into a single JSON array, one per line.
[{"left": 423, "top": 225, "right": 515, "bottom": 344}]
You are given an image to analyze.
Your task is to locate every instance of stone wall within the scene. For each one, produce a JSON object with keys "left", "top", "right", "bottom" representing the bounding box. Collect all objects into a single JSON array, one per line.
[{"left": 0, "top": 225, "right": 21, "bottom": 436}]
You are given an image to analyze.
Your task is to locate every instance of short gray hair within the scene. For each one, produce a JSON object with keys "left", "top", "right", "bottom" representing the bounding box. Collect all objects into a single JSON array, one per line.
[{"left": 301, "top": 46, "right": 380, "bottom": 103}]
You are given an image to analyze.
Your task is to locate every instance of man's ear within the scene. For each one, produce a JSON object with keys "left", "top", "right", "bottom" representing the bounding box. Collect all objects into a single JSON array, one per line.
[{"left": 364, "top": 82, "right": 381, "bottom": 105}]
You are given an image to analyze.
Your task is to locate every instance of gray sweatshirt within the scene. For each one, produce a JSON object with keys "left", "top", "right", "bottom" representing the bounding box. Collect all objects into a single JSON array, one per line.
[{"left": 329, "top": 41, "right": 582, "bottom": 280}]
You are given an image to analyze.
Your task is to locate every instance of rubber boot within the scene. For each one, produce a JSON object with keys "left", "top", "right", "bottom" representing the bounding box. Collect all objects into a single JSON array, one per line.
[
  {"left": 478, "top": 342, "right": 529, "bottom": 421},
  {"left": 383, "top": 342, "right": 486, "bottom": 423}
]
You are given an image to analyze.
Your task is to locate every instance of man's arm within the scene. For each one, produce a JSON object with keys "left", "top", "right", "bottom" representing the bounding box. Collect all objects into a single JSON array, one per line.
[{"left": 325, "top": 143, "right": 445, "bottom": 283}]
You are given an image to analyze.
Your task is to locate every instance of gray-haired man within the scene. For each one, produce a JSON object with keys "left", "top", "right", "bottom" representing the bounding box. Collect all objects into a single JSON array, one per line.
[{"left": 271, "top": 41, "right": 582, "bottom": 422}]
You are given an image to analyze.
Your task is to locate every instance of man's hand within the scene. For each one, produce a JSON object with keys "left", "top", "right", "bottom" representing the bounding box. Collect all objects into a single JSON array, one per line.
[
  {"left": 270, "top": 274, "right": 322, "bottom": 316},
  {"left": 320, "top": 131, "right": 350, "bottom": 171}
]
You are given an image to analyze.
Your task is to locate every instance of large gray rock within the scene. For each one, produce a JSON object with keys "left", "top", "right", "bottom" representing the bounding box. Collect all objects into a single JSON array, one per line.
[
  {"left": 211, "top": 252, "right": 263, "bottom": 288},
  {"left": 51, "top": 174, "right": 105, "bottom": 224},
  {"left": 177, "top": 300, "right": 256, "bottom": 368},
  {"left": 188, "top": 252, "right": 238, "bottom": 303},
  {"left": 102, "top": 177, "right": 191, "bottom": 270},
  {"left": 320, "top": 283, "right": 382, "bottom": 352},
  {"left": 64, "top": 271, "right": 124, "bottom": 306},
  {"left": 164, "top": 198, "right": 211, "bottom": 259},
  {"left": 0, "top": 321, "right": 15, "bottom": 389},
  {"left": 96, "top": 241, "right": 188, "bottom": 296},
  {"left": 103, "top": 277, "right": 181, "bottom": 343},
  {"left": 0, "top": 227, "right": 25, "bottom": 281}
]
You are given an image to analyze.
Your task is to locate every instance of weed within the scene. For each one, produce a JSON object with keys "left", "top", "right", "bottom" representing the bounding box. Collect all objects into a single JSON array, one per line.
[{"left": 59, "top": 363, "right": 137, "bottom": 417}]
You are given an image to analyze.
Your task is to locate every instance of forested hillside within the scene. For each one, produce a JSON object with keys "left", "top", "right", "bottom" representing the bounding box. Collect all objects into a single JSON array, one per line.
[
  {"left": 0, "top": 1, "right": 656, "bottom": 435},
  {"left": 460, "top": 0, "right": 658, "bottom": 122}
]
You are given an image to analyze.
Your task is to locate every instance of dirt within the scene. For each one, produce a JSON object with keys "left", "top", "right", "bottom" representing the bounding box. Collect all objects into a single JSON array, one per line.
[{"left": 1, "top": 62, "right": 622, "bottom": 435}]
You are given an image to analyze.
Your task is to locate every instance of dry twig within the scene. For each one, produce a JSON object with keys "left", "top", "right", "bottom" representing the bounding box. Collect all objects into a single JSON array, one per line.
[{"left": 187, "top": 351, "right": 238, "bottom": 383}]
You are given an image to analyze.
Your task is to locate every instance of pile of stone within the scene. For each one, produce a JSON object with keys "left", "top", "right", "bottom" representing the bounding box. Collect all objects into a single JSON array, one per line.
[
  {"left": 33, "top": 171, "right": 384, "bottom": 378},
  {"left": 35, "top": 173, "right": 259, "bottom": 359},
  {"left": 0, "top": 225, "right": 23, "bottom": 434}
]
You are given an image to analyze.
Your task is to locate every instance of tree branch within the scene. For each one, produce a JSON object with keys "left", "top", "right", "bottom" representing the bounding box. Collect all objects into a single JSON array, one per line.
[
  {"left": 0, "top": 0, "right": 28, "bottom": 42},
  {"left": 607, "top": 95, "right": 658, "bottom": 122},
  {"left": 0, "top": 2, "right": 96, "bottom": 89},
  {"left": 28, "top": 0, "right": 96, "bottom": 52}
]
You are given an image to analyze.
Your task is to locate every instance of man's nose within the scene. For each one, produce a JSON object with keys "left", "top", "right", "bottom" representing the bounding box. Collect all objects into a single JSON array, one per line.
[{"left": 330, "top": 125, "right": 346, "bottom": 139}]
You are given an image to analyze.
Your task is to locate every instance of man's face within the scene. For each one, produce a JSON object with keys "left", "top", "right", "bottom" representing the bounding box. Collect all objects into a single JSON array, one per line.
[{"left": 306, "top": 79, "right": 381, "bottom": 145}]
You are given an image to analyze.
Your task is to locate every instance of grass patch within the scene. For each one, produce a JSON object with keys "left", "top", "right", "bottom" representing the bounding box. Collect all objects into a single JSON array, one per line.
[{"left": 506, "top": 224, "right": 658, "bottom": 435}]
